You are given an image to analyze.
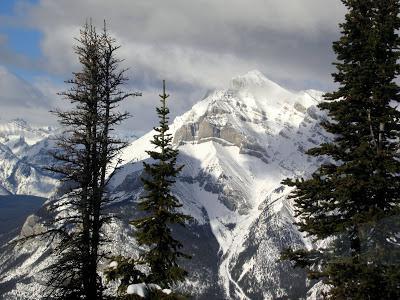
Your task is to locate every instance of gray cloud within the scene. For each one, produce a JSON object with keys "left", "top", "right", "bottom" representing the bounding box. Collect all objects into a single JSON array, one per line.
[
  {"left": 0, "top": 65, "right": 60, "bottom": 125},
  {"left": 26, "top": 0, "right": 346, "bottom": 85},
  {"left": 8, "top": 0, "right": 347, "bottom": 132}
]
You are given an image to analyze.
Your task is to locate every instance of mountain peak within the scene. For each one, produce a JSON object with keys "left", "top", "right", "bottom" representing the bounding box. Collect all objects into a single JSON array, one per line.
[{"left": 229, "top": 70, "right": 284, "bottom": 91}]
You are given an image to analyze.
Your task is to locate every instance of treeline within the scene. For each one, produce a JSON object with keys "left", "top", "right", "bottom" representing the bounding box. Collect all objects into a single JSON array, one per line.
[{"left": 26, "top": 0, "right": 400, "bottom": 299}]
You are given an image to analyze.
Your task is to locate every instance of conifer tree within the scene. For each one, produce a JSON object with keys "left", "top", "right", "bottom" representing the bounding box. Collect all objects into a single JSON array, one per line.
[
  {"left": 281, "top": 0, "right": 400, "bottom": 298},
  {"left": 131, "top": 80, "right": 192, "bottom": 288},
  {"left": 38, "top": 21, "right": 135, "bottom": 299},
  {"left": 105, "top": 81, "right": 191, "bottom": 299}
]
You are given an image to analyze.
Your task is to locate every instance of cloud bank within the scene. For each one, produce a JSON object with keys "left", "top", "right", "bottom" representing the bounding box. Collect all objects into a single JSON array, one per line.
[{"left": 1, "top": 0, "right": 346, "bottom": 133}]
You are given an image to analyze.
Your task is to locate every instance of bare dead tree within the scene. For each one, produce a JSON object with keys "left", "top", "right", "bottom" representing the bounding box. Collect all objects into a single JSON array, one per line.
[{"left": 39, "top": 21, "right": 138, "bottom": 299}]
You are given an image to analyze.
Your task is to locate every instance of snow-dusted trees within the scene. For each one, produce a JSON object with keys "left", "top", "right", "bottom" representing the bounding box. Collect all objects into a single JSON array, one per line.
[
  {"left": 282, "top": 0, "right": 400, "bottom": 298},
  {"left": 43, "top": 22, "right": 136, "bottom": 299}
]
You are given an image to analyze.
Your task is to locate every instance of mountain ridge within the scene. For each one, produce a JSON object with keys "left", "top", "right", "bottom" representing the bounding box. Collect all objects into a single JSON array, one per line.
[{"left": 0, "top": 70, "right": 330, "bottom": 299}]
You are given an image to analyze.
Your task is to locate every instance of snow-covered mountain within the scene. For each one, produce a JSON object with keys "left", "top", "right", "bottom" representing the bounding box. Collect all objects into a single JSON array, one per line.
[
  {"left": 0, "top": 71, "right": 331, "bottom": 299},
  {"left": 0, "top": 119, "right": 59, "bottom": 197}
]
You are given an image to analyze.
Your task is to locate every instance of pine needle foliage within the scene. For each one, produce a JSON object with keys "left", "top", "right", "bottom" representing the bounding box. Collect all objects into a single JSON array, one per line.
[
  {"left": 131, "top": 80, "right": 192, "bottom": 288},
  {"left": 281, "top": 1, "right": 400, "bottom": 298}
]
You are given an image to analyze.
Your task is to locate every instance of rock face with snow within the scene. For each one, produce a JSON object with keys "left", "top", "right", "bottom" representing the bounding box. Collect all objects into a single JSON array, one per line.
[{"left": 0, "top": 71, "right": 330, "bottom": 299}]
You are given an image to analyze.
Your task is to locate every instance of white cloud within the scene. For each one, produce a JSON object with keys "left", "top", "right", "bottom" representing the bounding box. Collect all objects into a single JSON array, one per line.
[{"left": 119, "top": 41, "right": 259, "bottom": 88}]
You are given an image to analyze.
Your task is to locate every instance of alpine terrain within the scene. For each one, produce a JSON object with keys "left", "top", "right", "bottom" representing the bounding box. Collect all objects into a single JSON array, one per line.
[{"left": 0, "top": 70, "right": 331, "bottom": 299}]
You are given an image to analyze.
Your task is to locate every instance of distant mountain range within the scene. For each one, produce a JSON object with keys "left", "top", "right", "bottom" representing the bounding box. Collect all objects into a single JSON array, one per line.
[
  {"left": 0, "top": 119, "right": 58, "bottom": 197},
  {"left": 0, "top": 71, "right": 330, "bottom": 300}
]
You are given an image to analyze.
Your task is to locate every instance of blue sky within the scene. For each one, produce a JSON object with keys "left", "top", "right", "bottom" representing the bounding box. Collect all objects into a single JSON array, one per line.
[
  {"left": 0, "top": 0, "right": 346, "bottom": 131},
  {"left": 0, "top": 0, "right": 45, "bottom": 81}
]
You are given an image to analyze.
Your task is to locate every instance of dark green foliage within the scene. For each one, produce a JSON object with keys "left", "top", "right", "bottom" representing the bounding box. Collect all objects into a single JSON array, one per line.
[
  {"left": 281, "top": 0, "right": 400, "bottom": 298},
  {"left": 37, "top": 21, "right": 136, "bottom": 299},
  {"left": 131, "top": 80, "right": 192, "bottom": 288}
]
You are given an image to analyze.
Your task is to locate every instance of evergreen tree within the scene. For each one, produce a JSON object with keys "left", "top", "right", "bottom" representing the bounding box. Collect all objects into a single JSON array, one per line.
[
  {"left": 105, "top": 81, "right": 191, "bottom": 299},
  {"left": 281, "top": 0, "right": 400, "bottom": 298},
  {"left": 38, "top": 21, "right": 136, "bottom": 299},
  {"left": 131, "top": 80, "right": 192, "bottom": 288}
]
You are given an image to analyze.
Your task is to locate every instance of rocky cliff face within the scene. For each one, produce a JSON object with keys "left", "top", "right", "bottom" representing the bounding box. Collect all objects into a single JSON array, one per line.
[{"left": 0, "top": 71, "right": 330, "bottom": 299}]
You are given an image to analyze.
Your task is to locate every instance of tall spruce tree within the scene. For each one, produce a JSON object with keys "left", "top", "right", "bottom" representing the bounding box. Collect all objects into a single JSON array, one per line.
[
  {"left": 40, "top": 22, "right": 135, "bottom": 299},
  {"left": 105, "top": 81, "right": 191, "bottom": 299},
  {"left": 132, "top": 80, "right": 192, "bottom": 288},
  {"left": 126, "top": 81, "right": 190, "bottom": 288},
  {"left": 281, "top": 0, "right": 400, "bottom": 298}
]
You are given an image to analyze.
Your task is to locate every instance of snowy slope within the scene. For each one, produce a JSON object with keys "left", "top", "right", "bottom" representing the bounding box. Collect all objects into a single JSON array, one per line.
[{"left": 0, "top": 71, "right": 330, "bottom": 299}]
